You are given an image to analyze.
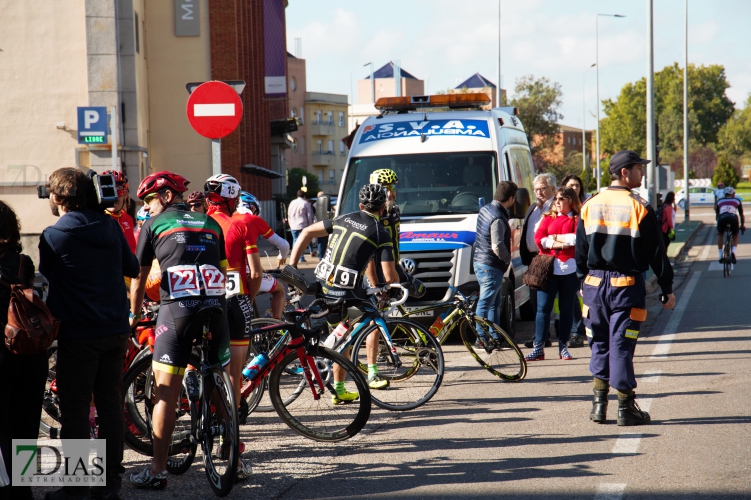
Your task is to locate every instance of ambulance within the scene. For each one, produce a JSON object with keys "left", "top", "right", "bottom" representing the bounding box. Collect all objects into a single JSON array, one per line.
[{"left": 337, "top": 93, "right": 536, "bottom": 336}]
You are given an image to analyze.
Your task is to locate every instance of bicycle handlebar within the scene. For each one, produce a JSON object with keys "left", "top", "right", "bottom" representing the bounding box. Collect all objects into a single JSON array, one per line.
[
  {"left": 306, "top": 298, "right": 330, "bottom": 320},
  {"left": 365, "top": 283, "right": 409, "bottom": 306}
]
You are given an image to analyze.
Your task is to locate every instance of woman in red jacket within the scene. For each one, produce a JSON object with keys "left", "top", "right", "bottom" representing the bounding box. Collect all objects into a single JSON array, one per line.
[{"left": 526, "top": 187, "right": 582, "bottom": 362}]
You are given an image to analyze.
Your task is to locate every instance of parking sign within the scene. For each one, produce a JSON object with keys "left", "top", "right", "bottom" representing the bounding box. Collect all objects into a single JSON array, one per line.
[{"left": 77, "top": 107, "right": 108, "bottom": 145}]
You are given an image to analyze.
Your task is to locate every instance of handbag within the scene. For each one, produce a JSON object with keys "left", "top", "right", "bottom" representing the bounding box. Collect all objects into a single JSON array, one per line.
[
  {"left": 522, "top": 253, "right": 556, "bottom": 291},
  {"left": 1, "top": 256, "right": 59, "bottom": 355}
]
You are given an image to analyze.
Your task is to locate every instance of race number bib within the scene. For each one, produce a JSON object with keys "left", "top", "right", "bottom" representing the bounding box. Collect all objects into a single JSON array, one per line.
[
  {"left": 200, "top": 264, "right": 226, "bottom": 296},
  {"left": 719, "top": 204, "right": 737, "bottom": 216},
  {"left": 166, "top": 265, "right": 201, "bottom": 299},
  {"left": 332, "top": 265, "right": 358, "bottom": 289},
  {"left": 314, "top": 259, "right": 335, "bottom": 283},
  {"left": 225, "top": 271, "right": 241, "bottom": 298}
]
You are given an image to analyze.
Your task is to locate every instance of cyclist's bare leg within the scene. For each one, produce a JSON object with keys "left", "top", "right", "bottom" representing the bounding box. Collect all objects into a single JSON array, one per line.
[
  {"left": 270, "top": 288, "right": 285, "bottom": 319},
  {"left": 366, "top": 329, "right": 379, "bottom": 366},
  {"left": 150, "top": 370, "right": 184, "bottom": 474},
  {"left": 332, "top": 346, "right": 352, "bottom": 382},
  {"left": 229, "top": 345, "right": 247, "bottom": 409},
  {"left": 733, "top": 232, "right": 739, "bottom": 247}
]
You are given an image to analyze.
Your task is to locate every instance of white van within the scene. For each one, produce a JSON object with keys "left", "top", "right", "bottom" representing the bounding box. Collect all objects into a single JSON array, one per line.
[{"left": 337, "top": 94, "right": 535, "bottom": 337}]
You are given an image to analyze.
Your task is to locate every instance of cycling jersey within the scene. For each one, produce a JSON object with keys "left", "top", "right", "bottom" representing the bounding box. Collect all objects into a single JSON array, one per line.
[
  {"left": 245, "top": 214, "right": 274, "bottom": 240},
  {"left": 716, "top": 197, "right": 744, "bottom": 235},
  {"left": 380, "top": 205, "right": 401, "bottom": 261},
  {"left": 315, "top": 210, "right": 393, "bottom": 299},
  {"left": 107, "top": 210, "right": 137, "bottom": 253}
]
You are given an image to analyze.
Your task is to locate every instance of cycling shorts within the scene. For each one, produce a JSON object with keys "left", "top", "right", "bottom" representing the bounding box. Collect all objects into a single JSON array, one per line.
[
  {"left": 259, "top": 273, "right": 278, "bottom": 294},
  {"left": 717, "top": 215, "right": 739, "bottom": 235},
  {"left": 227, "top": 294, "right": 253, "bottom": 347},
  {"left": 152, "top": 298, "right": 231, "bottom": 375}
]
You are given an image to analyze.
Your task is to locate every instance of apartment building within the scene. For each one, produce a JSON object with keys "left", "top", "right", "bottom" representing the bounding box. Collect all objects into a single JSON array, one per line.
[
  {"left": 305, "top": 92, "right": 349, "bottom": 194},
  {"left": 448, "top": 73, "right": 506, "bottom": 109}
]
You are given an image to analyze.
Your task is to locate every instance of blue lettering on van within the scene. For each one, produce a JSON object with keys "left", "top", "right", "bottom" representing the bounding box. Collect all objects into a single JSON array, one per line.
[{"left": 359, "top": 120, "right": 489, "bottom": 144}]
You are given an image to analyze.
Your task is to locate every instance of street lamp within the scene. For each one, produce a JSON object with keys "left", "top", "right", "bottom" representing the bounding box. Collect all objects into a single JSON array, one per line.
[
  {"left": 583, "top": 63, "right": 596, "bottom": 190},
  {"left": 365, "top": 62, "right": 375, "bottom": 103},
  {"left": 350, "top": 62, "right": 373, "bottom": 107},
  {"left": 595, "top": 13, "right": 626, "bottom": 191}
]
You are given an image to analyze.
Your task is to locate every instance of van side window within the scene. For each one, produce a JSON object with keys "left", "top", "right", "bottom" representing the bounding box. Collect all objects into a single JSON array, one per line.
[{"left": 508, "top": 148, "right": 534, "bottom": 193}]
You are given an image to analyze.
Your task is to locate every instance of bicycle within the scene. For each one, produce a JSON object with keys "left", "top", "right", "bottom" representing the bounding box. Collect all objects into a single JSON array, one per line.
[
  {"left": 722, "top": 223, "right": 733, "bottom": 277},
  {"left": 394, "top": 286, "right": 526, "bottom": 381}
]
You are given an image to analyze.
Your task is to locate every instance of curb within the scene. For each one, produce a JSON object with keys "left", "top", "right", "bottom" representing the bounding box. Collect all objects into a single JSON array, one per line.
[{"left": 645, "top": 221, "right": 703, "bottom": 294}]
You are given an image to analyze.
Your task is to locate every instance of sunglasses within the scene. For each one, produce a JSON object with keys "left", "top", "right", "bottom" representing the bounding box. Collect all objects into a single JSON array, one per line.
[
  {"left": 555, "top": 197, "right": 571, "bottom": 202},
  {"left": 143, "top": 192, "right": 160, "bottom": 204},
  {"left": 189, "top": 203, "right": 203, "bottom": 209},
  {"left": 383, "top": 184, "right": 397, "bottom": 192}
]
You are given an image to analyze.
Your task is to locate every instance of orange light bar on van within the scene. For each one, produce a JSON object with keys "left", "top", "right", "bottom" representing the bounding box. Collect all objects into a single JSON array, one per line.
[{"left": 374, "top": 93, "right": 492, "bottom": 112}]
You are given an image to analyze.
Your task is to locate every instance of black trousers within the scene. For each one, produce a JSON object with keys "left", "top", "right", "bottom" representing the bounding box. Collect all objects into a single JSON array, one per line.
[
  {"left": 57, "top": 333, "right": 128, "bottom": 496},
  {"left": 0, "top": 346, "right": 48, "bottom": 500}
]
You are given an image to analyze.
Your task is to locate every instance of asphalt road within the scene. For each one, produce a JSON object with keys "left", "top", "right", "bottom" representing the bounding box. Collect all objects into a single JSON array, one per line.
[{"left": 39, "top": 211, "right": 750, "bottom": 500}]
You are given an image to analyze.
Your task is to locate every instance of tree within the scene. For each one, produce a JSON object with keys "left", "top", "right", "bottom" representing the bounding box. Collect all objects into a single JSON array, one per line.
[
  {"left": 669, "top": 146, "right": 717, "bottom": 179},
  {"left": 509, "top": 75, "right": 564, "bottom": 155},
  {"left": 713, "top": 154, "right": 739, "bottom": 187},
  {"left": 286, "top": 168, "right": 320, "bottom": 200},
  {"left": 719, "top": 94, "right": 751, "bottom": 160}
]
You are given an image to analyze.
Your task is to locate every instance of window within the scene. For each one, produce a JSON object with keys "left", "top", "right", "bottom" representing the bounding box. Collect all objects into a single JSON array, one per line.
[
  {"left": 567, "top": 136, "right": 570, "bottom": 145},
  {"left": 134, "top": 12, "right": 140, "bottom": 54},
  {"left": 290, "top": 76, "right": 297, "bottom": 92},
  {"left": 329, "top": 169, "right": 335, "bottom": 183},
  {"left": 291, "top": 108, "right": 296, "bottom": 119},
  {"left": 293, "top": 140, "right": 298, "bottom": 153},
  {"left": 317, "top": 140, "right": 323, "bottom": 153},
  {"left": 300, "top": 137, "right": 305, "bottom": 155},
  {"left": 328, "top": 140, "right": 334, "bottom": 153},
  {"left": 299, "top": 106, "right": 304, "bottom": 125},
  {"left": 315, "top": 110, "right": 322, "bottom": 124},
  {"left": 318, "top": 170, "right": 323, "bottom": 183},
  {"left": 340, "top": 141, "right": 345, "bottom": 155},
  {"left": 339, "top": 112, "right": 344, "bottom": 127},
  {"left": 327, "top": 111, "right": 333, "bottom": 124}
]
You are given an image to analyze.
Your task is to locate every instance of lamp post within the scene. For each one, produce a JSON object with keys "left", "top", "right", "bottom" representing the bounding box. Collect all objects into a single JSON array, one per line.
[
  {"left": 596, "top": 13, "right": 626, "bottom": 191},
  {"left": 683, "top": 0, "right": 690, "bottom": 222},
  {"left": 498, "top": 0, "right": 502, "bottom": 107},
  {"left": 365, "top": 62, "right": 375, "bottom": 103},
  {"left": 350, "top": 62, "right": 373, "bottom": 107},
  {"left": 583, "top": 63, "right": 596, "bottom": 189}
]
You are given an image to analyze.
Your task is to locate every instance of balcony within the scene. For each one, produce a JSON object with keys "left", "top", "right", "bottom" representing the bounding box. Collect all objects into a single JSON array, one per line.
[
  {"left": 311, "top": 151, "right": 336, "bottom": 166},
  {"left": 309, "top": 120, "right": 335, "bottom": 136}
]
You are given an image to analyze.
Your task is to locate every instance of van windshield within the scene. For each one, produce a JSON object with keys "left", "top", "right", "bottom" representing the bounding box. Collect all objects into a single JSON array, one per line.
[{"left": 340, "top": 152, "right": 497, "bottom": 216}]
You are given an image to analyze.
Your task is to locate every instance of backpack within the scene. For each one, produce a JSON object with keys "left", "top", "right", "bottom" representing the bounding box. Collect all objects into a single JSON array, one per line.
[
  {"left": 1, "top": 256, "right": 59, "bottom": 355},
  {"left": 655, "top": 203, "right": 666, "bottom": 227}
]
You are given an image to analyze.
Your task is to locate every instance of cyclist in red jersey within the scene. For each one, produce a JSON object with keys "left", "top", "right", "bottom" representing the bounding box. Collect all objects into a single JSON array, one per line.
[
  {"left": 187, "top": 190, "right": 206, "bottom": 214},
  {"left": 103, "top": 170, "right": 137, "bottom": 254}
]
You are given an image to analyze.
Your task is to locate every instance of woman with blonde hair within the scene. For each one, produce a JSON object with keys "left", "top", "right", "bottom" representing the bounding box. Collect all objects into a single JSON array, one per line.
[{"left": 526, "top": 187, "right": 582, "bottom": 362}]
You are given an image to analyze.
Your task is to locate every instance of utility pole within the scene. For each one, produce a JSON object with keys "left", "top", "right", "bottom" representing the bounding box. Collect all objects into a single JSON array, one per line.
[
  {"left": 683, "top": 0, "right": 690, "bottom": 221},
  {"left": 646, "top": 0, "right": 657, "bottom": 206},
  {"left": 498, "top": 0, "right": 501, "bottom": 107}
]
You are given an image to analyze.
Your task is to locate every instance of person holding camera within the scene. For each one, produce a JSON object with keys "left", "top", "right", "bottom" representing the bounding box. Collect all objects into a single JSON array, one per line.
[{"left": 39, "top": 168, "right": 140, "bottom": 500}]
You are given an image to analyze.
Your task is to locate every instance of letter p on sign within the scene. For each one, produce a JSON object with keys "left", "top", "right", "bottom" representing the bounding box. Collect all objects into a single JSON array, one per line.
[{"left": 84, "top": 110, "right": 99, "bottom": 129}]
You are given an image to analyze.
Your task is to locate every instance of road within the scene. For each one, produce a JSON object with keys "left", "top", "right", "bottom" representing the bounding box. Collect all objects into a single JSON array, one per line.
[{"left": 70, "top": 210, "right": 750, "bottom": 500}]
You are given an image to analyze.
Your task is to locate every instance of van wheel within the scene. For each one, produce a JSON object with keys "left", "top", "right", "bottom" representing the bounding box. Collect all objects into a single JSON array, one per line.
[
  {"left": 500, "top": 289, "right": 516, "bottom": 339},
  {"left": 519, "top": 296, "right": 535, "bottom": 321}
]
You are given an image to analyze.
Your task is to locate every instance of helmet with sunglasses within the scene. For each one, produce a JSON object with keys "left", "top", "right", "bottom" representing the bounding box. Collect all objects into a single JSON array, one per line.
[
  {"left": 136, "top": 171, "right": 190, "bottom": 200},
  {"left": 359, "top": 183, "right": 387, "bottom": 210},
  {"left": 238, "top": 191, "right": 261, "bottom": 215},
  {"left": 370, "top": 169, "right": 398, "bottom": 186},
  {"left": 187, "top": 190, "right": 206, "bottom": 205},
  {"left": 204, "top": 174, "right": 241, "bottom": 200}
]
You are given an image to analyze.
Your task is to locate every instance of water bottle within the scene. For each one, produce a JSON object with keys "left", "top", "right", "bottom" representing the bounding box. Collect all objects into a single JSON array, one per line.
[
  {"left": 323, "top": 320, "right": 349, "bottom": 349},
  {"left": 478, "top": 197, "right": 485, "bottom": 209},
  {"left": 184, "top": 370, "right": 200, "bottom": 402},
  {"left": 242, "top": 352, "right": 269, "bottom": 379},
  {"left": 429, "top": 313, "right": 448, "bottom": 336}
]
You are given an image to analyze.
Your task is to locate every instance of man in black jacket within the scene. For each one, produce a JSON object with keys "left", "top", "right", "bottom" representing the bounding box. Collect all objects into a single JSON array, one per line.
[{"left": 39, "top": 168, "right": 139, "bottom": 500}]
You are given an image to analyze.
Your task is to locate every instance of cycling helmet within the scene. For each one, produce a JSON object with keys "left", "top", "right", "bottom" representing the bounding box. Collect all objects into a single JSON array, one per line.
[
  {"left": 187, "top": 190, "right": 206, "bottom": 205},
  {"left": 718, "top": 182, "right": 725, "bottom": 189},
  {"left": 136, "top": 171, "right": 190, "bottom": 199},
  {"left": 136, "top": 207, "right": 150, "bottom": 222},
  {"left": 204, "top": 174, "right": 241, "bottom": 199},
  {"left": 724, "top": 186, "right": 736, "bottom": 197},
  {"left": 239, "top": 191, "right": 261, "bottom": 215},
  {"left": 370, "top": 169, "right": 398, "bottom": 186},
  {"left": 359, "top": 183, "right": 387, "bottom": 210}
]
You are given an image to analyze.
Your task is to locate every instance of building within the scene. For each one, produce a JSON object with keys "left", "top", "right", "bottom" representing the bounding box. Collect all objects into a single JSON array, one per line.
[
  {"left": 350, "top": 61, "right": 425, "bottom": 132},
  {"left": 534, "top": 125, "right": 595, "bottom": 167},
  {"left": 305, "top": 92, "right": 349, "bottom": 194},
  {"left": 286, "top": 52, "right": 307, "bottom": 172},
  {"left": 449, "top": 73, "right": 506, "bottom": 109},
  {"left": 0, "top": 0, "right": 289, "bottom": 260}
]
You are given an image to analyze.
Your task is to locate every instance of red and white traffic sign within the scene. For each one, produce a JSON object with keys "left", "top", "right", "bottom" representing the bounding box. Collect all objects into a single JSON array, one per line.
[{"left": 186, "top": 81, "right": 243, "bottom": 139}]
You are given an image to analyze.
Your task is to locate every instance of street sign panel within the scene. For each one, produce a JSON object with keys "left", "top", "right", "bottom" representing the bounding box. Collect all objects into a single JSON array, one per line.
[
  {"left": 77, "top": 106, "right": 108, "bottom": 145},
  {"left": 186, "top": 81, "right": 243, "bottom": 139}
]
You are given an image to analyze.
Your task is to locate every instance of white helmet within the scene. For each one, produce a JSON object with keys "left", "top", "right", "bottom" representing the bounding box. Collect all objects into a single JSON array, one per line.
[
  {"left": 724, "top": 186, "right": 736, "bottom": 197},
  {"left": 204, "top": 174, "right": 241, "bottom": 199}
]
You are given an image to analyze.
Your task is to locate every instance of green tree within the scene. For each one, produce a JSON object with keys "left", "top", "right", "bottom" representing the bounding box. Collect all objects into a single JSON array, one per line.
[
  {"left": 286, "top": 168, "right": 320, "bottom": 200},
  {"left": 719, "top": 94, "right": 751, "bottom": 160},
  {"left": 713, "top": 155, "right": 740, "bottom": 188},
  {"left": 509, "top": 75, "right": 564, "bottom": 155}
]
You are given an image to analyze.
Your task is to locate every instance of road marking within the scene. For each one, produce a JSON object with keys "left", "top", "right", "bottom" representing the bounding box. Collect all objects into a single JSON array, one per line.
[
  {"left": 651, "top": 271, "right": 701, "bottom": 358},
  {"left": 707, "top": 261, "right": 723, "bottom": 271},
  {"left": 594, "top": 483, "right": 627, "bottom": 499},
  {"left": 699, "top": 227, "right": 713, "bottom": 261},
  {"left": 611, "top": 399, "right": 652, "bottom": 454},
  {"left": 641, "top": 369, "right": 662, "bottom": 383},
  {"left": 194, "top": 103, "right": 235, "bottom": 116}
]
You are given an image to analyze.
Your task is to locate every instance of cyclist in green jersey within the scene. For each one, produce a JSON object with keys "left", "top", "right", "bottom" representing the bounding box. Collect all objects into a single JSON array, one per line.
[{"left": 289, "top": 184, "right": 399, "bottom": 400}]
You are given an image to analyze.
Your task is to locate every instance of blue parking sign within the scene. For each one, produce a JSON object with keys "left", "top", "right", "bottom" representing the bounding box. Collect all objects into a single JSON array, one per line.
[{"left": 77, "top": 107, "right": 108, "bottom": 145}]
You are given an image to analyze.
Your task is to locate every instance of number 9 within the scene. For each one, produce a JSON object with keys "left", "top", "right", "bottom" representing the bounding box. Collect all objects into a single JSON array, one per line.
[{"left": 339, "top": 271, "right": 350, "bottom": 286}]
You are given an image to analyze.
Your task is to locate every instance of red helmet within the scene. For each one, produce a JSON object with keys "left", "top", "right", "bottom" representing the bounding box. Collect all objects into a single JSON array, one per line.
[
  {"left": 187, "top": 190, "right": 205, "bottom": 204},
  {"left": 137, "top": 171, "right": 190, "bottom": 200},
  {"left": 102, "top": 170, "right": 129, "bottom": 196}
]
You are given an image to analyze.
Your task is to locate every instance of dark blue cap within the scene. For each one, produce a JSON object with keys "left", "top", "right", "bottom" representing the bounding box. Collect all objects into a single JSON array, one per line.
[{"left": 609, "top": 150, "right": 650, "bottom": 175}]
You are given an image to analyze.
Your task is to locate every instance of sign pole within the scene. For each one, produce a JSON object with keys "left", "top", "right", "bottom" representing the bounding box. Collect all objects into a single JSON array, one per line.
[
  {"left": 212, "top": 139, "right": 221, "bottom": 176},
  {"left": 111, "top": 105, "right": 119, "bottom": 171}
]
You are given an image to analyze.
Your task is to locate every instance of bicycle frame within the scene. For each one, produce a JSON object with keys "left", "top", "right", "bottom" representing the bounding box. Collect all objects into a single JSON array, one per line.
[
  {"left": 332, "top": 297, "right": 403, "bottom": 368},
  {"left": 395, "top": 287, "right": 478, "bottom": 345}
]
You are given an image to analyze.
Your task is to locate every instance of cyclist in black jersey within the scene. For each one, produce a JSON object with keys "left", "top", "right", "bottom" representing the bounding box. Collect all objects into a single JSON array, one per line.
[
  {"left": 128, "top": 171, "right": 232, "bottom": 490},
  {"left": 289, "top": 183, "right": 399, "bottom": 398}
]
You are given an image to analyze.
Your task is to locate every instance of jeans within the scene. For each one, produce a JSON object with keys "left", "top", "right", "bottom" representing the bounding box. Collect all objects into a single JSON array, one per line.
[
  {"left": 318, "top": 235, "right": 329, "bottom": 259},
  {"left": 57, "top": 332, "right": 129, "bottom": 496},
  {"left": 474, "top": 262, "right": 505, "bottom": 340},
  {"left": 291, "top": 229, "right": 312, "bottom": 262},
  {"left": 535, "top": 273, "right": 578, "bottom": 347}
]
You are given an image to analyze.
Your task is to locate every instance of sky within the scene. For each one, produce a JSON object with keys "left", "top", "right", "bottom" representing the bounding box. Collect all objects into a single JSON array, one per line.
[{"left": 286, "top": 0, "right": 750, "bottom": 130}]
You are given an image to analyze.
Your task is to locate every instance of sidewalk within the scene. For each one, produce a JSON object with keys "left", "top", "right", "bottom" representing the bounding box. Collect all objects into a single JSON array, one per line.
[{"left": 645, "top": 219, "right": 702, "bottom": 292}]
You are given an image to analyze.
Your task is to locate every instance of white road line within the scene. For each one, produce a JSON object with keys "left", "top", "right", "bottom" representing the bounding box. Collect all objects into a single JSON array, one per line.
[
  {"left": 194, "top": 103, "right": 235, "bottom": 116},
  {"left": 699, "top": 227, "right": 713, "bottom": 261},
  {"left": 594, "top": 483, "right": 627, "bottom": 500},
  {"left": 650, "top": 271, "right": 701, "bottom": 358},
  {"left": 641, "top": 369, "right": 662, "bottom": 383},
  {"left": 611, "top": 399, "right": 653, "bottom": 454},
  {"left": 707, "top": 261, "right": 723, "bottom": 271}
]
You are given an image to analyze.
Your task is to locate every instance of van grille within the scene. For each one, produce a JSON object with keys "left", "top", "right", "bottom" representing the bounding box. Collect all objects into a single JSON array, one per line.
[{"left": 399, "top": 250, "right": 455, "bottom": 303}]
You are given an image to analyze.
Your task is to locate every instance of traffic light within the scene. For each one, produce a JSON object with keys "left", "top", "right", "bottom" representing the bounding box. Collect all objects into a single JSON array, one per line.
[{"left": 655, "top": 123, "right": 662, "bottom": 165}]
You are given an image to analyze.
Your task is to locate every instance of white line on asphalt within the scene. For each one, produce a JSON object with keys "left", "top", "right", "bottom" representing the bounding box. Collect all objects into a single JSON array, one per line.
[
  {"left": 594, "top": 483, "right": 627, "bottom": 500},
  {"left": 641, "top": 369, "right": 662, "bottom": 383},
  {"left": 699, "top": 227, "right": 713, "bottom": 261},
  {"left": 194, "top": 103, "right": 235, "bottom": 116},
  {"left": 650, "top": 271, "right": 701, "bottom": 358},
  {"left": 611, "top": 399, "right": 652, "bottom": 454},
  {"left": 707, "top": 261, "right": 723, "bottom": 271}
]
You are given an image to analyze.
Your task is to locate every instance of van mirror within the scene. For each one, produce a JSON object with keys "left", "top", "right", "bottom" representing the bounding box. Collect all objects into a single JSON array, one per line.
[{"left": 511, "top": 187, "right": 531, "bottom": 219}]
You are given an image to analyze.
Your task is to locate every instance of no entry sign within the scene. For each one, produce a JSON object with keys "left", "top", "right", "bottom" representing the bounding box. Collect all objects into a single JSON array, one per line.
[{"left": 186, "top": 81, "right": 243, "bottom": 139}]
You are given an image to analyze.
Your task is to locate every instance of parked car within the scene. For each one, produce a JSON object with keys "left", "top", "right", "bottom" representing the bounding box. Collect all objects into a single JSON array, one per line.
[{"left": 675, "top": 187, "right": 716, "bottom": 208}]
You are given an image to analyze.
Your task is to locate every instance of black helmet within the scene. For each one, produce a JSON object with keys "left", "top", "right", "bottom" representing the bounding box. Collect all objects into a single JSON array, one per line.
[{"left": 359, "top": 183, "right": 387, "bottom": 210}]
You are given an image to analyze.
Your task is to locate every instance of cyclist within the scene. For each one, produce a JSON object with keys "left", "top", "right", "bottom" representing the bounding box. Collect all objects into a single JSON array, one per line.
[
  {"left": 103, "top": 170, "right": 137, "bottom": 254},
  {"left": 135, "top": 206, "right": 150, "bottom": 240},
  {"left": 128, "top": 171, "right": 233, "bottom": 490},
  {"left": 238, "top": 190, "right": 290, "bottom": 319},
  {"left": 714, "top": 182, "right": 725, "bottom": 206},
  {"left": 187, "top": 190, "right": 206, "bottom": 213},
  {"left": 716, "top": 186, "right": 745, "bottom": 264},
  {"left": 289, "top": 183, "right": 399, "bottom": 401}
]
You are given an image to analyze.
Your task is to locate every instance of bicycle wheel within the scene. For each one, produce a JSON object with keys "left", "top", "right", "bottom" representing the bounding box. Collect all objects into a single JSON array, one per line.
[
  {"left": 724, "top": 235, "right": 732, "bottom": 277},
  {"left": 200, "top": 367, "right": 239, "bottom": 497},
  {"left": 243, "top": 318, "right": 287, "bottom": 415},
  {"left": 460, "top": 316, "right": 527, "bottom": 381},
  {"left": 352, "top": 319, "right": 444, "bottom": 411},
  {"left": 40, "top": 344, "right": 61, "bottom": 438},
  {"left": 268, "top": 345, "right": 371, "bottom": 442},
  {"left": 121, "top": 353, "right": 197, "bottom": 475}
]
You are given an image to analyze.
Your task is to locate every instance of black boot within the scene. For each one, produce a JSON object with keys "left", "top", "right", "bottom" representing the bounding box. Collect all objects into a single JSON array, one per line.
[
  {"left": 590, "top": 389, "right": 608, "bottom": 423},
  {"left": 617, "top": 394, "right": 651, "bottom": 426}
]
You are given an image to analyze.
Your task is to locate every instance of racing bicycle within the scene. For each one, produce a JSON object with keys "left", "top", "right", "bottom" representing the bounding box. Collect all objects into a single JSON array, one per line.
[{"left": 721, "top": 222, "right": 734, "bottom": 277}]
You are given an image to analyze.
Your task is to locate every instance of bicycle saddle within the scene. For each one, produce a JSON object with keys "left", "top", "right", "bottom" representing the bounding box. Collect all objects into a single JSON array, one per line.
[{"left": 195, "top": 303, "right": 223, "bottom": 322}]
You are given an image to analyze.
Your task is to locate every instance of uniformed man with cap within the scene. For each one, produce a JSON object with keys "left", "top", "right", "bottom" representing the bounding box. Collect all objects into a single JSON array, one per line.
[{"left": 576, "top": 150, "right": 676, "bottom": 426}]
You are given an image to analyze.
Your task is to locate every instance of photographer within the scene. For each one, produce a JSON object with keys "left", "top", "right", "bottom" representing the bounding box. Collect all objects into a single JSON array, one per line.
[{"left": 39, "top": 168, "right": 139, "bottom": 500}]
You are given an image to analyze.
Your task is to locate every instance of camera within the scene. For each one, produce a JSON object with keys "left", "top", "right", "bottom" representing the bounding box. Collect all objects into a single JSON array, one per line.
[{"left": 37, "top": 170, "right": 119, "bottom": 211}]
